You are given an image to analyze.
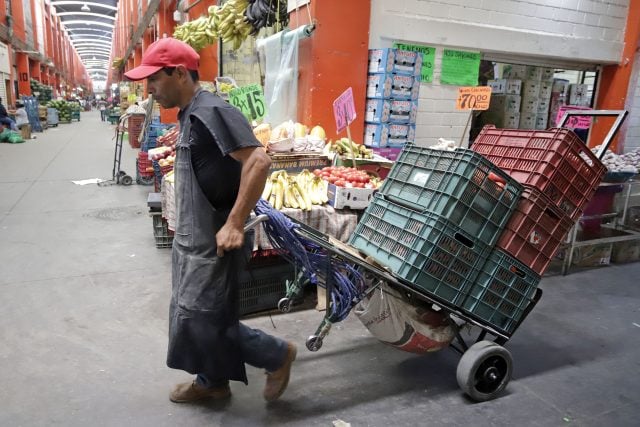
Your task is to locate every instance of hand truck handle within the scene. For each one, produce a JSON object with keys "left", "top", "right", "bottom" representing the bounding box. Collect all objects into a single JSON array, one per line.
[
  {"left": 244, "top": 214, "right": 269, "bottom": 232},
  {"left": 558, "top": 109, "right": 628, "bottom": 160}
]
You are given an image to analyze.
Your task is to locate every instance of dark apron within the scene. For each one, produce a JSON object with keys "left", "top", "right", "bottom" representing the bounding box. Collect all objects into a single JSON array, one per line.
[{"left": 167, "top": 91, "right": 248, "bottom": 383}]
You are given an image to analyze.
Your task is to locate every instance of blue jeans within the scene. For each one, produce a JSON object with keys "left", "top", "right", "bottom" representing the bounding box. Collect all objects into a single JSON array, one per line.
[
  {"left": 0, "top": 117, "right": 16, "bottom": 130},
  {"left": 196, "top": 322, "right": 288, "bottom": 388}
]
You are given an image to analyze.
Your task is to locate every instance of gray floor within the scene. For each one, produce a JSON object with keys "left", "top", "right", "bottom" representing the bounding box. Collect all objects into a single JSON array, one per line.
[{"left": 1, "top": 111, "right": 639, "bottom": 427}]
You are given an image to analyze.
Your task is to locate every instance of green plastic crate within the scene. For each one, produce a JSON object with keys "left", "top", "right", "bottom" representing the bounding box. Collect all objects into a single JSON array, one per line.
[
  {"left": 349, "top": 195, "right": 490, "bottom": 305},
  {"left": 462, "top": 248, "right": 540, "bottom": 335},
  {"left": 238, "top": 261, "right": 294, "bottom": 316},
  {"left": 378, "top": 146, "right": 523, "bottom": 246}
]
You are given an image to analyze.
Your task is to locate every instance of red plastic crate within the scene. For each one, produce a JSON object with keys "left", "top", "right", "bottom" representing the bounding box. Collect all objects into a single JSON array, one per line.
[
  {"left": 472, "top": 125, "right": 606, "bottom": 220},
  {"left": 128, "top": 115, "right": 146, "bottom": 149},
  {"left": 497, "top": 186, "right": 574, "bottom": 275}
]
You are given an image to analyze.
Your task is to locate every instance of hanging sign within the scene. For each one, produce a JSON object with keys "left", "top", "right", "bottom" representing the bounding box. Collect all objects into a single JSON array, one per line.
[
  {"left": 456, "top": 86, "right": 492, "bottom": 110},
  {"left": 393, "top": 42, "right": 436, "bottom": 83},
  {"left": 229, "top": 84, "right": 266, "bottom": 121},
  {"left": 441, "top": 49, "right": 481, "bottom": 86},
  {"left": 333, "top": 87, "right": 357, "bottom": 133}
]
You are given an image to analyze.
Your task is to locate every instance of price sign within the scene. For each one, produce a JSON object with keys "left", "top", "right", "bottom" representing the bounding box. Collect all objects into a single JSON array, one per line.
[
  {"left": 456, "top": 86, "right": 492, "bottom": 110},
  {"left": 333, "top": 87, "right": 357, "bottom": 133},
  {"left": 229, "top": 84, "right": 266, "bottom": 121},
  {"left": 556, "top": 105, "right": 592, "bottom": 129}
]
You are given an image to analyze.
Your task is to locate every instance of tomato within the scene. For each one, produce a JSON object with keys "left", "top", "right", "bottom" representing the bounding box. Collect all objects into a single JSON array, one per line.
[
  {"left": 335, "top": 179, "right": 346, "bottom": 187},
  {"left": 353, "top": 182, "right": 365, "bottom": 188},
  {"left": 327, "top": 176, "right": 338, "bottom": 184},
  {"left": 313, "top": 169, "right": 322, "bottom": 176},
  {"left": 322, "top": 166, "right": 333, "bottom": 172}
]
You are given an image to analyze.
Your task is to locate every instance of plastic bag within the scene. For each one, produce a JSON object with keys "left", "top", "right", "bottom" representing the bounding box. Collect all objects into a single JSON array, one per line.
[
  {"left": 0, "top": 129, "right": 24, "bottom": 143},
  {"left": 354, "top": 283, "right": 456, "bottom": 354},
  {"left": 262, "top": 29, "right": 300, "bottom": 124}
]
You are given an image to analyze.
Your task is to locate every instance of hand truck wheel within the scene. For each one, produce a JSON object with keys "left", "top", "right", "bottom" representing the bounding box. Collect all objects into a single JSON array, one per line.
[
  {"left": 456, "top": 340, "right": 513, "bottom": 402},
  {"left": 120, "top": 175, "right": 133, "bottom": 186},
  {"left": 306, "top": 335, "right": 323, "bottom": 352},
  {"left": 278, "top": 297, "right": 292, "bottom": 313}
]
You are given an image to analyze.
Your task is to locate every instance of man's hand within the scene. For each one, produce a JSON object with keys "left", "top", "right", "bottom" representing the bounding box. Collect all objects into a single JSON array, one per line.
[{"left": 216, "top": 222, "right": 245, "bottom": 257}]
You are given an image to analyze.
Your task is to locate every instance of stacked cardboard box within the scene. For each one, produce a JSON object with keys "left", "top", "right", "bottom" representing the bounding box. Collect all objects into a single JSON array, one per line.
[
  {"left": 501, "top": 65, "right": 554, "bottom": 130},
  {"left": 548, "top": 79, "right": 570, "bottom": 127},
  {"left": 364, "top": 48, "right": 421, "bottom": 149}
]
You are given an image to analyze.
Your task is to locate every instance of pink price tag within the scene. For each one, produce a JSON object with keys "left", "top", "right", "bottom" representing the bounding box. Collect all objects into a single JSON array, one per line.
[
  {"left": 333, "top": 87, "right": 357, "bottom": 133},
  {"left": 556, "top": 105, "right": 592, "bottom": 129}
]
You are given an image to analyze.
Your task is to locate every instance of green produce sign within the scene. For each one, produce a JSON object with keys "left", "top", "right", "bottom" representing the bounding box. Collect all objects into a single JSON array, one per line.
[
  {"left": 441, "top": 49, "right": 481, "bottom": 86},
  {"left": 393, "top": 42, "right": 435, "bottom": 83},
  {"left": 229, "top": 84, "right": 266, "bottom": 122}
]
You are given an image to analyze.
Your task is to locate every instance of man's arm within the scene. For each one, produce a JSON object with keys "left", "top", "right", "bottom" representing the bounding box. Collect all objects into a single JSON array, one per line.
[{"left": 215, "top": 146, "right": 271, "bottom": 257}]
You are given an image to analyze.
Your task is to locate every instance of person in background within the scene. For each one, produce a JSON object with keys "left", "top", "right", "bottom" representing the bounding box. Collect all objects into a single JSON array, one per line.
[
  {"left": 124, "top": 38, "right": 297, "bottom": 404},
  {"left": 98, "top": 99, "right": 108, "bottom": 121},
  {"left": 0, "top": 97, "right": 17, "bottom": 130},
  {"left": 14, "top": 102, "right": 29, "bottom": 130}
]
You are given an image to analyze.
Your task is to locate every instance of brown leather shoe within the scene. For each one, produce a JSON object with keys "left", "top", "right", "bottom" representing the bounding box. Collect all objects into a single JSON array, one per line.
[
  {"left": 169, "top": 380, "right": 231, "bottom": 403},
  {"left": 263, "top": 342, "right": 297, "bottom": 402}
]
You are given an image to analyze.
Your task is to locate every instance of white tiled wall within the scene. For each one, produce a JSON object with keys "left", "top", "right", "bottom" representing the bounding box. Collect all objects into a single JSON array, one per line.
[
  {"left": 624, "top": 76, "right": 640, "bottom": 153},
  {"left": 369, "top": 0, "right": 630, "bottom": 147}
]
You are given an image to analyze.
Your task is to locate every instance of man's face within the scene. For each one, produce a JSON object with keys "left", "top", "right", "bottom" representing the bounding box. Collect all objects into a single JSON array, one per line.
[{"left": 146, "top": 69, "right": 180, "bottom": 109}]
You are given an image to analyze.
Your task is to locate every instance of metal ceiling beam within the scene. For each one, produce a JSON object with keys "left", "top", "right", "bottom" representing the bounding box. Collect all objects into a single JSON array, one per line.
[
  {"left": 50, "top": 1, "right": 118, "bottom": 11},
  {"left": 62, "top": 20, "right": 114, "bottom": 28},
  {"left": 70, "top": 39, "right": 112, "bottom": 45},
  {"left": 123, "top": 0, "right": 162, "bottom": 64},
  {"left": 68, "top": 28, "right": 114, "bottom": 35},
  {"left": 76, "top": 49, "right": 112, "bottom": 54},
  {"left": 56, "top": 12, "right": 116, "bottom": 21}
]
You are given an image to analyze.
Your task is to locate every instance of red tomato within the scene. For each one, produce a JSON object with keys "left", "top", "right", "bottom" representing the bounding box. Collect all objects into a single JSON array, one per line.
[
  {"left": 334, "top": 179, "right": 346, "bottom": 187},
  {"left": 313, "top": 169, "right": 322, "bottom": 176},
  {"left": 327, "top": 176, "right": 338, "bottom": 184},
  {"left": 353, "top": 182, "right": 365, "bottom": 188},
  {"left": 322, "top": 166, "right": 333, "bottom": 172}
]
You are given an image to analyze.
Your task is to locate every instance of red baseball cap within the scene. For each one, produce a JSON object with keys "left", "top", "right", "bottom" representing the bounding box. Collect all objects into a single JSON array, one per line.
[{"left": 124, "top": 38, "right": 200, "bottom": 81}]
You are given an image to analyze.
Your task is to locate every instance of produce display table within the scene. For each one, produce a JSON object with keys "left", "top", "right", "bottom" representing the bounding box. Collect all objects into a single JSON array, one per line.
[{"left": 160, "top": 180, "right": 358, "bottom": 247}]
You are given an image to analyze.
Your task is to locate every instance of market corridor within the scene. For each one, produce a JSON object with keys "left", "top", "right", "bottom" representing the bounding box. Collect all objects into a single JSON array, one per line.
[{"left": 1, "top": 111, "right": 639, "bottom": 426}]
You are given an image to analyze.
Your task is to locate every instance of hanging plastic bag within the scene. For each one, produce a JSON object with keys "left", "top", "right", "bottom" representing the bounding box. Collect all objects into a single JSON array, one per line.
[
  {"left": 354, "top": 283, "right": 456, "bottom": 354},
  {"left": 262, "top": 28, "right": 300, "bottom": 124}
]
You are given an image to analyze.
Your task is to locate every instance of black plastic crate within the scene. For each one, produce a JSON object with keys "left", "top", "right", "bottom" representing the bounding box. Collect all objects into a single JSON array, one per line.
[
  {"left": 239, "top": 261, "right": 295, "bottom": 316},
  {"left": 378, "top": 146, "right": 522, "bottom": 246},
  {"left": 461, "top": 248, "right": 540, "bottom": 335},
  {"left": 151, "top": 213, "right": 173, "bottom": 248},
  {"left": 349, "top": 195, "right": 490, "bottom": 305}
]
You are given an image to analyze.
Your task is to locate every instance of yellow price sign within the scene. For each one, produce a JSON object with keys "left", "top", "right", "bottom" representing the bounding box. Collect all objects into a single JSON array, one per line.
[{"left": 456, "top": 86, "right": 492, "bottom": 110}]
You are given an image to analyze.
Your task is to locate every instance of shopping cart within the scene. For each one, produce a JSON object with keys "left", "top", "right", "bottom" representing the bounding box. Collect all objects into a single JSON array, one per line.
[{"left": 244, "top": 110, "right": 627, "bottom": 402}]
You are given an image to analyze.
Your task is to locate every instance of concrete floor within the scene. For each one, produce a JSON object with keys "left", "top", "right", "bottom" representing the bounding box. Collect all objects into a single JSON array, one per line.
[{"left": 1, "top": 111, "right": 639, "bottom": 427}]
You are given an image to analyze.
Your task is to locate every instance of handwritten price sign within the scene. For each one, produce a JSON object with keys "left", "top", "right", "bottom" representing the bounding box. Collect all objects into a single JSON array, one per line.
[
  {"left": 229, "top": 84, "right": 266, "bottom": 122},
  {"left": 333, "top": 87, "right": 357, "bottom": 133},
  {"left": 456, "top": 86, "right": 492, "bottom": 110}
]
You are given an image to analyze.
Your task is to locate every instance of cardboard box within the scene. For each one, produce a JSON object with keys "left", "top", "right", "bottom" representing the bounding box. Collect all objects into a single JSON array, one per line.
[
  {"left": 569, "top": 84, "right": 590, "bottom": 106},
  {"left": 367, "top": 73, "right": 420, "bottom": 100},
  {"left": 611, "top": 239, "right": 640, "bottom": 263},
  {"left": 327, "top": 183, "right": 377, "bottom": 209},
  {"left": 539, "top": 81, "right": 553, "bottom": 100},
  {"left": 519, "top": 113, "right": 536, "bottom": 129},
  {"left": 365, "top": 99, "right": 418, "bottom": 124},
  {"left": 364, "top": 123, "right": 415, "bottom": 147},
  {"left": 482, "top": 112, "right": 520, "bottom": 129},
  {"left": 502, "top": 64, "right": 527, "bottom": 79},
  {"left": 522, "top": 80, "right": 541, "bottom": 98},
  {"left": 373, "top": 147, "right": 403, "bottom": 161},
  {"left": 535, "top": 114, "right": 548, "bottom": 130},
  {"left": 521, "top": 98, "right": 539, "bottom": 114},
  {"left": 537, "top": 99, "right": 550, "bottom": 115},
  {"left": 488, "top": 94, "right": 521, "bottom": 114},
  {"left": 20, "top": 124, "right": 31, "bottom": 140},
  {"left": 488, "top": 79, "right": 522, "bottom": 95},
  {"left": 368, "top": 48, "right": 423, "bottom": 76},
  {"left": 540, "top": 67, "right": 555, "bottom": 81},
  {"left": 552, "top": 79, "right": 570, "bottom": 94},
  {"left": 525, "top": 66, "right": 542, "bottom": 81},
  {"left": 571, "top": 243, "right": 612, "bottom": 268}
]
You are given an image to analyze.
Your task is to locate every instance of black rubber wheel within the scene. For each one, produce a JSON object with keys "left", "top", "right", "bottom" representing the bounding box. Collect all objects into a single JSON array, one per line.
[
  {"left": 306, "top": 335, "right": 323, "bottom": 352},
  {"left": 278, "top": 298, "right": 292, "bottom": 313},
  {"left": 117, "top": 171, "right": 127, "bottom": 178},
  {"left": 120, "top": 175, "right": 133, "bottom": 186},
  {"left": 456, "top": 340, "right": 513, "bottom": 402}
]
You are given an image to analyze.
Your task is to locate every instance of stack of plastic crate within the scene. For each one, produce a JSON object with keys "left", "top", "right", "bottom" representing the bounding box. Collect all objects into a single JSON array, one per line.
[
  {"left": 349, "top": 145, "right": 533, "bottom": 334},
  {"left": 127, "top": 114, "right": 146, "bottom": 148},
  {"left": 136, "top": 151, "right": 155, "bottom": 185}
]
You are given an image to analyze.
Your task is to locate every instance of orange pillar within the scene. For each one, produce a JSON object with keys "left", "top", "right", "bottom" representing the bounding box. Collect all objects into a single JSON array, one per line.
[
  {"left": 592, "top": 3, "right": 640, "bottom": 152},
  {"left": 16, "top": 53, "right": 31, "bottom": 97},
  {"left": 294, "top": 0, "right": 370, "bottom": 141},
  {"left": 30, "top": 59, "right": 42, "bottom": 82},
  {"left": 188, "top": 1, "right": 218, "bottom": 82},
  {"left": 157, "top": 3, "right": 178, "bottom": 124}
]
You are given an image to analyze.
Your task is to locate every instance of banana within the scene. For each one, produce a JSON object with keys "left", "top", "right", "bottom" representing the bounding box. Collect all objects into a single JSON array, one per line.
[
  {"left": 261, "top": 178, "right": 273, "bottom": 200},
  {"left": 274, "top": 179, "right": 284, "bottom": 210}
]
